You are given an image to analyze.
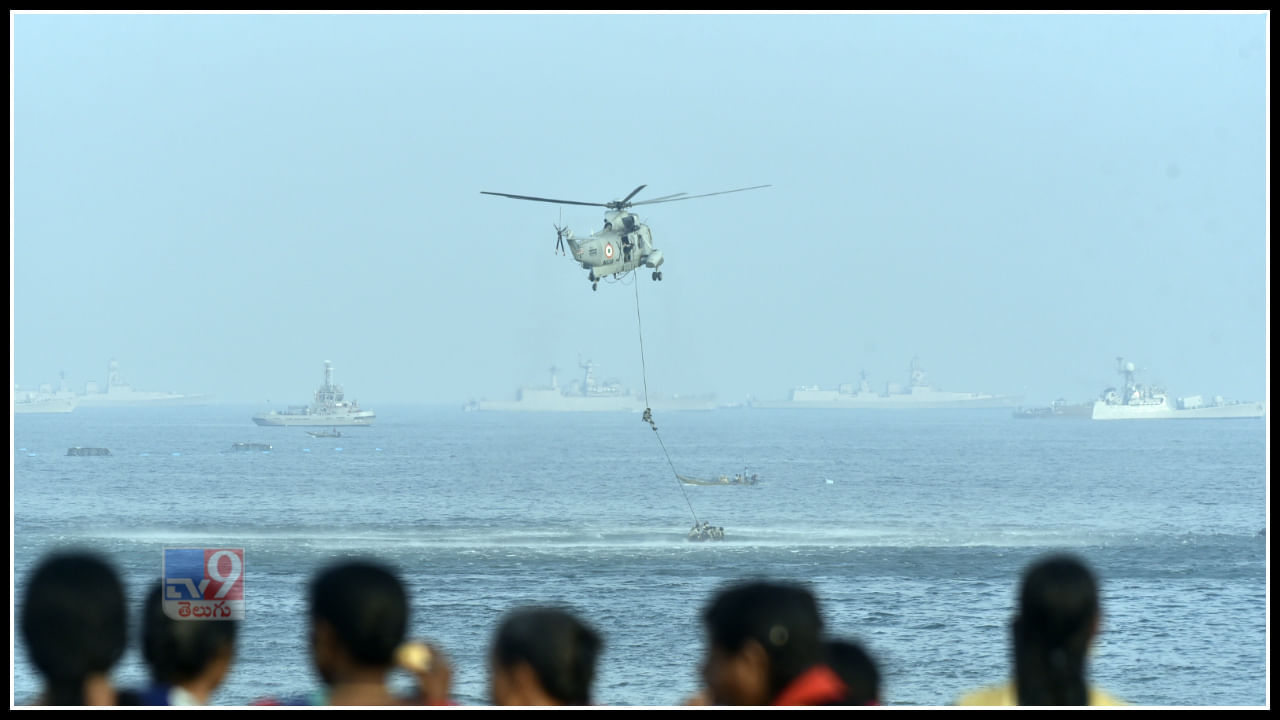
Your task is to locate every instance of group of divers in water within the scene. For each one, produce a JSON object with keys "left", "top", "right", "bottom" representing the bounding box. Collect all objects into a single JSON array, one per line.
[{"left": 688, "top": 521, "right": 726, "bottom": 542}]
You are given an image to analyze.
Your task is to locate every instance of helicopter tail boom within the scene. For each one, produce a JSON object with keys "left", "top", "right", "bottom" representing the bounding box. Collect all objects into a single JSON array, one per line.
[{"left": 560, "top": 233, "right": 583, "bottom": 261}]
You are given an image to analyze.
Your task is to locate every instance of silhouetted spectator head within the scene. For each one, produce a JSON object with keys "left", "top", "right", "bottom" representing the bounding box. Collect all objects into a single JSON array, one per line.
[
  {"left": 489, "top": 606, "right": 602, "bottom": 706},
  {"left": 1013, "top": 553, "right": 1100, "bottom": 705},
  {"left": 309, "top": 560, "right": 408, "bottom": 685},
  {"left": 21, "top": 551, "right": 128, "bottom": 705},
  {"left": 824, "top": 639, "right": 880, "bottom": 705},
  {"left": 700, "top": 580, "right": 827, "bottom": 705},
  {"left": 141, "top": 584, "right": 238, "bottom": 704}
]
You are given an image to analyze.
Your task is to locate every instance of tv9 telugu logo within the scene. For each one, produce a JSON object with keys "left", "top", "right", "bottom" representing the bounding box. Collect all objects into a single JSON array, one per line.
[{"left": 162, "top": 548, "right": 245, "bottom": 620}]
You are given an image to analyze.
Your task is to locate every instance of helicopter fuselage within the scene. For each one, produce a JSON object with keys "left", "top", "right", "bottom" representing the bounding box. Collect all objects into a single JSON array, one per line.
[{"left": 565, "top": 211, "right": 664, "bottom": 288}]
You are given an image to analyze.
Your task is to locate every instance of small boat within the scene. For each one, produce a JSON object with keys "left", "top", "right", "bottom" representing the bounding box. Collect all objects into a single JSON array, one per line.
[
  {"left": 231, "top": 442, "right": 273, "bottom": 452},
  {"left": 678, "top": 472, "right": 759, "bottom": 486},
  {"left": 306, "top": 428, "right": 343, "bottom": 438},
  {"left": 66, "top": 447, "right": 111, "bottom": 456}
]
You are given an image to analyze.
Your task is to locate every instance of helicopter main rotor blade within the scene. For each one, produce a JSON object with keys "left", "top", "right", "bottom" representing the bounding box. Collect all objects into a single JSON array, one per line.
[
  {"left": 638, "top": 192, "right": 689, "bottom": 203},
  {"left": 631, "top": 184, "right": 772, "bottom": 206},
  {"left": 620, "top": 185, "right": 648, "bottom": 205},
  {"left": 481, "top": 191, "right": 607, "bottom": 208}
]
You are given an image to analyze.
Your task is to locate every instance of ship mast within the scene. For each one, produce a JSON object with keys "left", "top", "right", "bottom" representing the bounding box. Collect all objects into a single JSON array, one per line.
[
  {"left": 315, "top": 360, "right": 344, "bottom": 406},
  {"left": 909, "top": 356, "right": 928, "bottom": 389},
  {"left": 1116, "top": 357, "right": 1139, "bottom": 404}
]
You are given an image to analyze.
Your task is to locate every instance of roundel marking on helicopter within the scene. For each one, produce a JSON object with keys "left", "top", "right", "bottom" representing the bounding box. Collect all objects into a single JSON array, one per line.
[{"left": 604, "top": 243, "right": 614, "bottom": 259}]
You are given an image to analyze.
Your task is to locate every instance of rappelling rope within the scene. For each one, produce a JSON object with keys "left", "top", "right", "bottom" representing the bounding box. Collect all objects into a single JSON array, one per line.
[{"left": 633, "top": 277, "right": 700, "bottom": 526}]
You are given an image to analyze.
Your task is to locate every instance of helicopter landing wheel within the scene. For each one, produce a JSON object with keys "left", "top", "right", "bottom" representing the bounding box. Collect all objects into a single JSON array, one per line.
[
  {"left": 592, "top": 282, "right": 598, "bottom": 291},
  {"left": 656, "top": 272, "right": 663, "bottom": 281},
  {"left": 651, "top": 272, "right": 658, "bottom": 280}
]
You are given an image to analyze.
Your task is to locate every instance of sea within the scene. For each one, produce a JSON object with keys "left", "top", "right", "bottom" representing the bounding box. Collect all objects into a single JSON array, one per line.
[{"left": 10, "top": 404, "right": 1269, "bottom": 707}]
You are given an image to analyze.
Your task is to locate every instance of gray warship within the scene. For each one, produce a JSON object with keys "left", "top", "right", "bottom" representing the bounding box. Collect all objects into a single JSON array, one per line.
[
  {"left": 752, "top": 357, "right": 1020, "bottom": 409},
  {"left": 1091, "top": 357, "right": 1264, "bottom": 420},
  {"left": 466, "top": 360, "right": 716, "bottom": 413},
  {"left": 252, "top": 361, "right": 375, "bottom": 427},
  {"left": 14, "top": 391, "right": 76, "bottom": 414},
  {"left": 44, "top": 361, "right": 210, "bottom": 408},
  {"left": 1013, "top": 398, "right": 1093, "bottom": 419}
]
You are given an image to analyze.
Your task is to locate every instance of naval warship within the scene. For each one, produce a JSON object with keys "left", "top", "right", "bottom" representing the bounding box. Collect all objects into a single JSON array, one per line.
[
  {"left": 752, "top": 357, "right": 1020, "bottom": 409},
  {"left": 1091, "top": 357, "right": 1264, "bottom": 420},
  {"left": 252, "top": 361, "right": 375, "bottom": 427},
  {"left": 13, "top": 390, "right": 76, "bottom": 414},
  {"left": 1013, "top": 398, "right": 1093, "bottom": 419},
  {"left": 42, "top": 361, "right": 211, "bottom": 407},
  {"left": 465, "top": 360, "right": 716, "bottom": 413}
]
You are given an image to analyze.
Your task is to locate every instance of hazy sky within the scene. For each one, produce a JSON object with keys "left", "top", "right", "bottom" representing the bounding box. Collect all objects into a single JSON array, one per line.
[{"left": 11, "top": 11, "right": 1269, "bottom": 407}]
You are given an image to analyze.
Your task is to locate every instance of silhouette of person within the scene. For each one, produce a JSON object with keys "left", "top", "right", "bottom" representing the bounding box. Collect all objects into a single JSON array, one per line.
[
  {"left": 695, "top": 580, "right": 846, "bottom": 706},
  {"left": 20, "top": 551, "right": 138, "bottom": 706},
  {"left": 137, "top": 584, "right": 238, "bottom": 705},
  {"left": 489, "top": 607, "right": 602, "bottom": 706},
  {"left": 955, "top": 553, "right": 1127, "bottom": 706}
]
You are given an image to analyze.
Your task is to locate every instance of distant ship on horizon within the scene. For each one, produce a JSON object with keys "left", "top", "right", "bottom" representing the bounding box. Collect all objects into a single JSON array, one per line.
[
  {"left": 74, "top": 359, "right": 212, "bottom": 407},
  {"left": 1091, "top": 357, "right": 1263, "bottom": 420},
  {"left": 751, "top": 357, "right": 1020, "bottom": 409},
  {"left": 1013, "top": 398, "right": 1093, "bottom": 419},
  {"left": 465, "top": 360, "right": 716, "bottom": 413},
  {"left": 21, "top": 361, "right": 210, "bottom": 409},
  {"left": 13, "top": 389, "right": 76, "bottom": 414},
  {"left": 252, "top": 361, "right": 375, "bottom": 427}
]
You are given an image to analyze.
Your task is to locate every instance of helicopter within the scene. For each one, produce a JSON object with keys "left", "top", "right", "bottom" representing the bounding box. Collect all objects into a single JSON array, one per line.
[{"left": 481, "top": 184, "right": 770, "bottom": 291}]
